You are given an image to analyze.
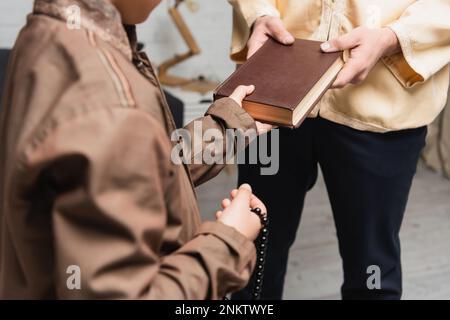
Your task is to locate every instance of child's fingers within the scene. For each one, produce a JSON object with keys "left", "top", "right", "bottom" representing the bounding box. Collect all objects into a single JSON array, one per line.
[
  {"left": 215, "top": 211, "right": 223, "bottom": 220},
  {"left": 231, "top": 187, "right": 262, "bottom": 208},
  {"left": 230, "top": 184, "right": 252, "bottom": 208},
  {"left": 221, "top": 198, "right": 231, "bottom": 209},
  {"left": 230, "top": 189, "right": 238, "bottom": 199},
  {"left": 250, "top": 194, "right": 267, "bottom": 214}
]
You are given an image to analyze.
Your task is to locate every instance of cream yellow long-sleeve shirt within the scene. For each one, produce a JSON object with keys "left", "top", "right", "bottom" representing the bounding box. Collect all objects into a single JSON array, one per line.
[{"left": 229, "top": 0, "right": 450, "bottom": 132}]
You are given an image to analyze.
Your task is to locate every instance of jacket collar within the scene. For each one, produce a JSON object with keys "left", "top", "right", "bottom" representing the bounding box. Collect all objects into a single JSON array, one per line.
[{"left": 33, "top": 0, "right": 133, "bottom": 60}]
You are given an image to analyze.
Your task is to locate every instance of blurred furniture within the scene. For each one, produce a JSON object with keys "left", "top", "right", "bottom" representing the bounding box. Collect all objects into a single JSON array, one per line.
[
  {"left": 164, "top": 90, "right": 184, "bottom": 128},
  {"left": 158, "top": 0, "right": 218, "bottom": 94},
  {"left": 0, "top": 49, "right": 11, "bottom": 112}
]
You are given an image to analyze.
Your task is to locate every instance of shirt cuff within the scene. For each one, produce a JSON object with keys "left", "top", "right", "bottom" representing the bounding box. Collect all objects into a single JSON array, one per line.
[
  {"left": 382, "top": 23, "right": 425, "bottom": 88},
  {"left": 206, "top": 97, "right": 257, "bottom": 133},
  {"left": 242, "top": 5, "right": 280, "bottom": 28},
  {"left": 196, "top": 221, "right": 256, "bottom": 272}
]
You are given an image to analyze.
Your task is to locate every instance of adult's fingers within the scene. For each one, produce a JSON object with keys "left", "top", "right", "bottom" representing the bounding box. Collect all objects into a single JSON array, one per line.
[
  {"left": 321, "top": 30, "right": 360, "bottom": 53},
  {"left": 247, "top": 31, "right": 269, "bottom": 58},
  {"left": 331, "top": 59, "right": 363, "bottom": 88},
  {"left": 266, "top": 18, "right": 295, "bottom": 45}
]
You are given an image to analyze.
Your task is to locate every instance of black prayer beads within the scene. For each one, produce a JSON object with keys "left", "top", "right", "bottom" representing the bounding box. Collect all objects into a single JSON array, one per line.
[{"left": 250, "top": 207, "right": 269, "bottom": 300}]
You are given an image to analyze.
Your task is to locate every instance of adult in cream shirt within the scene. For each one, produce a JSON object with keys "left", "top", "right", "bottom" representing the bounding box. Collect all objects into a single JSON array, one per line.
[{"left": 228, "top": 0, "right": 450, "bottom": 299}]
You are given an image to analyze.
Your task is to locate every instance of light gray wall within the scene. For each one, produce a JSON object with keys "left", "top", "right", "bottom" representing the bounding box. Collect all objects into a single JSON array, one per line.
[
  {"left": 0, "top": 0, "right": 235, "bottom": 81},
  {"left": 0, "top": 1, "right": 33, "bottom": 47}
]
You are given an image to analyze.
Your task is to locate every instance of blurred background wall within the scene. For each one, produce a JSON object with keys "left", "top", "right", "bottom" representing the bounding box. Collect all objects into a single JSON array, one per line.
[
  {"left": 0, "top": 0, "right": 234, "bottom": 84},
  {"left": 0, "top": 1, "right": 32, "bottom": 47}
]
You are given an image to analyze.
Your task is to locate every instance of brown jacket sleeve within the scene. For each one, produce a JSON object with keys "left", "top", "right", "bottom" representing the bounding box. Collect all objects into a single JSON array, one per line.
[
  {"left": 182, "top": 98, "right": 257, "bottom": 186},
  {"left": 25, "top": 107, "right": 255, "bottom": 299}
]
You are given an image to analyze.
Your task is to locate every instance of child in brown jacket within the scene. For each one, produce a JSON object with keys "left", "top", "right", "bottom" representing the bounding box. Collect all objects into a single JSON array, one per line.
[{"left": 0, "top": 0, "right": 270, "bottom": 299}]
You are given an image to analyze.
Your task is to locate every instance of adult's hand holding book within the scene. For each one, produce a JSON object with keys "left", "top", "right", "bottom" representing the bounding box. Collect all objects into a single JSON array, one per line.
[
  {"left": 217, "top": 16, "right": 396, "bottom": 128},
  {"left": 246, "top": 16, "right": 295, "bottom": 59},
  {"left": 215, "top": 38, "right": 344, "bottom": 127},
  {"left": 320, "top": 26, "right": 400, "bottom": 88},
  {"left": 248, "top": 16, "right": 399, "bottom": 88}
]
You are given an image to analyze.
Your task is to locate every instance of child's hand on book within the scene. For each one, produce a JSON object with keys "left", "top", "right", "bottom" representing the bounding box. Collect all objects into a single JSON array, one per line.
[
  {"left": 321, "top": 26, "right": 400, "bottom": 88},
  {"left": 229, "top": 85, "right": 276, "bottom": 135},
  {"left": 229, "top": 85, "right": 256, "bottom": 106},
  {"left": 216, "top": 184, "right": 267, "bottom": 241},
  {"left": 247, "top": 16, "right": 295, "bottom": 59}
]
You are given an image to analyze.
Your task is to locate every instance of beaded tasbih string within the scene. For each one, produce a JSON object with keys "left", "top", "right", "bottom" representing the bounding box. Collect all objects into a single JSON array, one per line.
[{"left": 250, "top": 207, "right": 269, "bottom": 300}]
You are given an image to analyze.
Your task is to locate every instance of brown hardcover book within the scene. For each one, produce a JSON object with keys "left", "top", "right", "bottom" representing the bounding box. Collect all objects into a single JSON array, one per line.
[{"left": 214, "top": 38, "right": 345, "bottom": 127}]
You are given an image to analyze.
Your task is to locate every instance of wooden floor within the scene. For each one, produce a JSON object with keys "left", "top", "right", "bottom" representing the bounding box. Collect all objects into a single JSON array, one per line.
[{"left": 196, "top": 163, "right": 450, "bottom": 300}]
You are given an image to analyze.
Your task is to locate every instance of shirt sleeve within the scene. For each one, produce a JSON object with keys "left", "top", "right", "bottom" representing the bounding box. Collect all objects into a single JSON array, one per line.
[
  {"left": 229, "top": 0, "right": 280, "bottom": 28},
  {"left": 180, "top": 98, "right": 257, "bottom": 186},
  {"left": 24, "top": 107, "right": 256, "bottom": 299},
  {"left": 383, "top": 0, "right": 450, "bottom": 88}
]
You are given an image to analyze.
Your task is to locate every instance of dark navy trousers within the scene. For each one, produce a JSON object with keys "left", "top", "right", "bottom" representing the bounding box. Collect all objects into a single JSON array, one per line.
[{"left": 232, "top": 116, "right": 427, "bottom": 300}]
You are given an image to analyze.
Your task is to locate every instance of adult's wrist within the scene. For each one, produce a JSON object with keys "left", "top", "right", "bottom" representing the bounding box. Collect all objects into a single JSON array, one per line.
[{"left": 381, "top": 27, "right": 400, "bottom": 57}]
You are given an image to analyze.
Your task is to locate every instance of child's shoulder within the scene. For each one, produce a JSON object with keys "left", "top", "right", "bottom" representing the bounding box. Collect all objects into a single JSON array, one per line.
[
  {"left": 15, "top": 14, "right": 100, "bottom": 77},
  {"left": 7, "top": 14, "right": 141, "bottom": 153},
  {"left": 12, "top": 13, "right": 133, "bottom": 111}
]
